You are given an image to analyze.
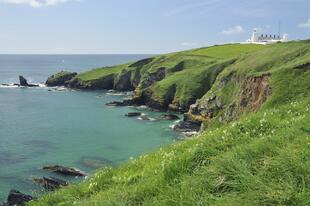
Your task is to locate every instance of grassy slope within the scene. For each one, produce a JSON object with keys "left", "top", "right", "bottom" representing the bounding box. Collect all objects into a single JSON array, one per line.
[
  {"left": 73, "top": 44, "right": 265, "bottom": 109},
  {"left": 76, "top": 64, "right": 129, "bottom": 81},
  {"left": 30, "top": 42, "right": 310, "bottom": 205},
  {"left": 187, "top": 41, "right": 310, "bottom": 125}
]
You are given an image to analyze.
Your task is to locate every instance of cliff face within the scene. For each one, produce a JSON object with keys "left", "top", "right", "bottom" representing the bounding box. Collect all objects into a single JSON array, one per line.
[
  {"left": 186, "top": 73, "right": 272, "bottom": 125},
  {"left": 46, "top": 41, "right": 310, "bottom": 129}
]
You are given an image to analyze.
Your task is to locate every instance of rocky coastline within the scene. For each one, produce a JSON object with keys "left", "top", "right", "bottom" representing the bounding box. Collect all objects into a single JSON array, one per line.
[{"left": 43, "top": 68, "right": 204, "bottom": 133}]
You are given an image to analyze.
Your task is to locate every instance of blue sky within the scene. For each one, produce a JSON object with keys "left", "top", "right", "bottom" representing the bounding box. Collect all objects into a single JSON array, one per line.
[{"left": 0, "top": 0, "right": 309, "bottom": 54}]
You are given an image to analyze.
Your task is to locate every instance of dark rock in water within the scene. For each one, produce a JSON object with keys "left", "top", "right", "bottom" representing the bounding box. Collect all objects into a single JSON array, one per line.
[
  {"left": 22, "top": 140, "right": 56, "bottom": 156},
  {"left": 125, "top": 112, "right": 142, "bottom": 117},
  {"left": 159, "top": 114, "right": 180, "bottom": 120},
  {"left": 106, "top": 101, "right": 127, "bottom": 107},
  {"left": 173, "top": 120, "right": 201, "bottom": 133},
  {"left": 123, "top": 97, "right": 141, "bottom": 106},
  {"left": 33, "top": 177, "right": 68, "bottom": 191},
  {"left": 79, "top": 156, "right": 113, "bottom": 170},
  {"left": 42, "top": 165, "right": 87, "bottom": 177},
  {"left": 6, "top": 190, "right": 33, "bottom": 206},
  {"left": 1, "top": 84, "right": 10, "bottom": 86},
  {"left": 18, "top": 76, "right": 39, "bottom": 87},
  {"left": 46, "top": 71, "right": 77, "bottom": 87},
  {"left": 19, "top": 76, "right": 28, "bottom": 86},
  {"left": 0, "top": 151, "right": 27, "bottom": 165}
]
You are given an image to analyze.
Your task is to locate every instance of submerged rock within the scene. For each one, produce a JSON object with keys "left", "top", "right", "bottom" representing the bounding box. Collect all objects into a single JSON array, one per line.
[
  {"left": 125, "top": 112, "right": 142, "bottom": 117},
  {"left": 0, "top": 151, "right": 27, "bottom": 165},
  {"left": 42, "top": 165, "right": 87, "bottom": 177},
  {"left": 5, "top": 190, "right": 33, "bottom": 206},
  {"left": 159, "top": 114, "right": 180, "bottom": 120},
  {"left": 106, "top": 101, "right": 127, "bottom": 107},
  {"left": 33, "top": 177, "right": 68, "bottom": 191},
  {"left": 79, "top": 156, "right": 113, "bottom": 170}
]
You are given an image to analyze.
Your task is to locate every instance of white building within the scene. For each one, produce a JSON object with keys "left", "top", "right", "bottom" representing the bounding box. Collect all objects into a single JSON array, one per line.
[{"left": 245, "top": 29, "right": 288, "bottom": 45}]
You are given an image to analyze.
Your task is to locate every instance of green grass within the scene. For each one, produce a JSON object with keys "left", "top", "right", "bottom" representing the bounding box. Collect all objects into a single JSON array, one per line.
[
  {"left": 187, "top": 44, "right": 265, "bottom": 59},
  {"left": 29, "top": 98, "right": 310, "bottom": 206},
  {"left": 76, "top": 64, "right": 128, "bottom": 81},
  {"left": 69, "top": 44, "right": 266, "bottom": 109},
  {"left": 30, "top": 41, "right": 310, "bottom": 205}
]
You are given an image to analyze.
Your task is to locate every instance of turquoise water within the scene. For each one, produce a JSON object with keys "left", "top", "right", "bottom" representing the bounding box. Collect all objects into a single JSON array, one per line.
[{"left": 0, "top": 55, "right": 179, "bottom": 200}]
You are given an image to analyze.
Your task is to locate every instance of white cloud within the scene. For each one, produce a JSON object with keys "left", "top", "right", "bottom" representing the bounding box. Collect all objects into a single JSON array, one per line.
[
  {"left": 298, "top": 19, "right": 310, "bottom": 28},
  {"left": 220, "top": 26, "right": 245, "bottom": 35},
  {"left": 0, "top": 0, "right": 79, "bottom": 8}
]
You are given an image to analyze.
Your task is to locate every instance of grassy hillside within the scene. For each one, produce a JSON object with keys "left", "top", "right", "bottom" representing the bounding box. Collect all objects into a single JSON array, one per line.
[
  {"left": 31, "top": 41, "right": 310, "bottom": 205},
  {"left": 66, "top": 44, "right": 265, "bottom": 111}
]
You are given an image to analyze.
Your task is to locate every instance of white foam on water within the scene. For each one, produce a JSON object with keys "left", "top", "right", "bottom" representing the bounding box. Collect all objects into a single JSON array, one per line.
[
  {"left": 0, "top": 84, "right": 19, "bottom": 88},
  {"left": 169, "top": 120, "right": 181, "bottom": 129}
]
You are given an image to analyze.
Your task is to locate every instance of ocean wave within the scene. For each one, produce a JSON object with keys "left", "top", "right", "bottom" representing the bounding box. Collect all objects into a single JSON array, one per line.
[
  {"left": 106, "top": 90, "right": 133, "bottom": 96},
  {"left": 169, "top": 120, "right": 181, "bottom": 129},
  {"left": 137, "top": 113, "right": 157, "bottom": 121},
  {"left": 0, "top": 83, "right": 70, "bottom": 92},
  {"left": 0, "top": 84, "right": 19, "bottom": 88}
]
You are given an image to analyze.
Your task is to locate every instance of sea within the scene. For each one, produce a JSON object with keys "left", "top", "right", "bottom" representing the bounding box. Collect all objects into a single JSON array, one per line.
[{"left": 0, "top": 55, "right": 179, "bottom": 201}]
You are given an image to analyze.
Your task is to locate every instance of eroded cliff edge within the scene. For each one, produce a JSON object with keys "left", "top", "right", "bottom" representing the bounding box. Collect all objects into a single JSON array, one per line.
[{"left": 46, "top": 42, "right": 310, "bottom": 132}]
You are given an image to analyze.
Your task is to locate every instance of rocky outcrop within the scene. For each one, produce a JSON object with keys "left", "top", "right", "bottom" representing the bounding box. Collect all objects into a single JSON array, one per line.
[
  {"left": 42, "top": 165, "right": 87, "bottom": 177},
  {"left": 186, "top": 73, "right": 272, "bottom": 126},
  {"left": 19, "top": 76, "right": 28, "bottom": 86},
  {"left": 128, "top": 57, "right": 154, "bottom": 68},
  {"left": 130, "top": 67, "right": 142, "bottom": 88},
  {"left": 141, "top": 83, "right": 176, "bottom": 111},
  {"left": 125, "top": 112, "right": 142, "bottom": 117},
  {"left": 173, "top": 120, "right": 201, "bottom": 133},
  {"left": 159, "top": 114, "right": 180, "bottom": 120},
  {"left": 46, "top": 71, "right": 77, "bottom": 87},
  {"left": 294, "top": 62, "right": 310, "bottom": 71},
  {"left": 68, "top": 74, "right": 115, "bottom": 90},
  {"left": 169, "top": 61, "right": 185, "bottom": 73},
  {"left": 106, "top": 101, "right": 127, "bottom": 107},
  {"left": 140, "top": 67, "right": 166, "bottom": 89},
  {"left": 2, "top": 190, "right": 34, "bottom": 206},
  {"left": 33, "top": 177, "right": 68, "bottom": 191},
  {"left": 239, "top": 74, "right": 272, "bottom": 112},
  {"left": 113, "top": 69, "right": 134, "bottom": 91},
  {"left": 18, "top": 76, "right": 38, "bottom": 87}
]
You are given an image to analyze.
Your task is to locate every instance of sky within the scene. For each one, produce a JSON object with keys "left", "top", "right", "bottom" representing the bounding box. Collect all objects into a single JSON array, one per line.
[{"left": 0, "top": 0, "right": 310, "bottom": 54}]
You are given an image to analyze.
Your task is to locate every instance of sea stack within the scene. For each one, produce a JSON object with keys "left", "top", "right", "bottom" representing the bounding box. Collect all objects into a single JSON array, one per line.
[{"left": 19, "top": 76, "right": 28, "bottom": 86}]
